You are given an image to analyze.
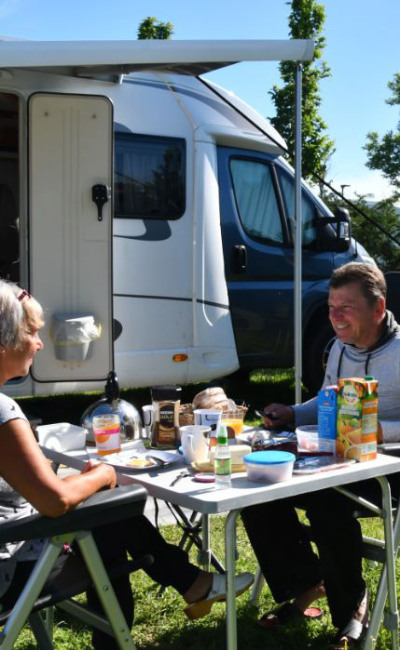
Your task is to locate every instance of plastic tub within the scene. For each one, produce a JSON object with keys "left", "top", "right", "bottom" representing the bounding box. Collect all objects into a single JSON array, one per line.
[
  {"left": 36, "top": 423, "right": 87, "bottom": 451},
  {"left": 295, "top": 425, "right": 319, "bottom": 452},
  {"left": 243, "top": 450, "right": 295, "bottom": 483}
]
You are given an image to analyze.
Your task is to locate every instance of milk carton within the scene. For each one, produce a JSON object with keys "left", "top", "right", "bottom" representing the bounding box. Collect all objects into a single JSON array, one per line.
[
  {"left": 317, "top": 386, "right": 337, "bottom": 454},
  {"left": 336, "top": 377, "right": 378, "bottom": 461}
]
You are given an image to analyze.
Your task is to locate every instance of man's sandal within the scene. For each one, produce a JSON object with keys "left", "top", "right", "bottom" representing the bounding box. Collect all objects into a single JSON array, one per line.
[
  {"left": 257, "top": 601, "right": 323, "bottom": 629},
  {"left": 330, "top": 590, "right": 369, "bottom": 649}
]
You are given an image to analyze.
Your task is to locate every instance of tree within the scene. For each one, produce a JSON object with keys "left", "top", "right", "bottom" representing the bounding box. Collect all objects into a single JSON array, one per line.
[
  {"left": 269, "top": 0, "right": 334, "bottom": 181},
  {"left": 323, "top": 192, "right": 400, "bottom": 272},
  {"left": 364, "top": 73, "right": 400, "bottom": 199},
  {"left": 137, "top": 16, "right": 174, "bottom": 40}
]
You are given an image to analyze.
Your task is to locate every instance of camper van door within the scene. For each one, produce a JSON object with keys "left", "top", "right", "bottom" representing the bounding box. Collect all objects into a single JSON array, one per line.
[{"left": 29, "top": 93, "right": 114, "bottom": 382}]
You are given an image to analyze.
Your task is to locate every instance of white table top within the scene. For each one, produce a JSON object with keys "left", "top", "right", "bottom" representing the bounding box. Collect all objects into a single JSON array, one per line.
[{"left": 43, "top": 443, "right": 400, "bottom": 515}]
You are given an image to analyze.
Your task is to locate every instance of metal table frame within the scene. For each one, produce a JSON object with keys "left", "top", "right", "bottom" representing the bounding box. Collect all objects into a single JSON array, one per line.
[{"left": 43, "top": 443, "right": 400, "bottom": 650}]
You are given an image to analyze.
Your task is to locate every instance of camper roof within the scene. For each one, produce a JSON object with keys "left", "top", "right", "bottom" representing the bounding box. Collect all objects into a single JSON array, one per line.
[{"left": 0, "top": 38, "right": 314, "bottom": 78}]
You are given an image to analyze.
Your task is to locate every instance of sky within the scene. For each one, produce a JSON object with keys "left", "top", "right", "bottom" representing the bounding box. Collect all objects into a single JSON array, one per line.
[{"left": 0, "top": 0, "right": 399, "bottom": 202}]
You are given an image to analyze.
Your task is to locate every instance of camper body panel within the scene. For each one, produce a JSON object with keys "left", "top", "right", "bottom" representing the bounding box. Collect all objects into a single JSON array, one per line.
[{"left": 0, "top": 61, "right": 372, "bottom": 397}]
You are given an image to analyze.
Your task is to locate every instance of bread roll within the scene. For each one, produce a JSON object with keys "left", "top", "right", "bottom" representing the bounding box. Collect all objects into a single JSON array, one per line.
[{"left": 192, "top": 387, "right": 230, "bottom": 411}]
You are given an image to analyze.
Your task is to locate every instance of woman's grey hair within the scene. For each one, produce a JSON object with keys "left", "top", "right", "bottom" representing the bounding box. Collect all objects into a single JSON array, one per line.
[{"left": 0, "top": 279, "right": 42, "bottom": 349}]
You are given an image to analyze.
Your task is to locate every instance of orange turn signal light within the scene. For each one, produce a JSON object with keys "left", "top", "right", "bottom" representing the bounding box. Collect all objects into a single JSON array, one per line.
[{"left": 173, "top": 354, "right": 188, "bottom": 363}]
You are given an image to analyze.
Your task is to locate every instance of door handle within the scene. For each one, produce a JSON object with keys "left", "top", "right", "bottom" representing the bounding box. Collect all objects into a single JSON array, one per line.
[
  {"left": 233, "top": 245, "right": 247, "bottom": 272},
  {"left": 92, "top": 184, "right": 111, "bottom": 221}
]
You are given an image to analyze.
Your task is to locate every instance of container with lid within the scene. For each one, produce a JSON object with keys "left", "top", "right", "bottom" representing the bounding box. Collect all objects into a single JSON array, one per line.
[
  {"left": 243, "top": 450, "right": 295, "bottom": 483},
  {"left": 81, "top": 371, "right": 142, "bottom": 443},
  {"left": 151, "top": 385, "right": 182, "bottom": 449}
]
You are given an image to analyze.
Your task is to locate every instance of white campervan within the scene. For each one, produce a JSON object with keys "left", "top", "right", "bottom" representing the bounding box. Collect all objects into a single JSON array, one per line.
[{"left": 0, "top": 38, "right": 370, "bottom": 397}]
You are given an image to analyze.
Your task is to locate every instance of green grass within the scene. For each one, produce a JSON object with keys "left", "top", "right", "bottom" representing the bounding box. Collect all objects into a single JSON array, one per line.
[
  {"left": 13, "top": 517, "right": 396, "bottom": 649},
  {"left": 11, "top": 368, "right": 398, "bottom": 648}
]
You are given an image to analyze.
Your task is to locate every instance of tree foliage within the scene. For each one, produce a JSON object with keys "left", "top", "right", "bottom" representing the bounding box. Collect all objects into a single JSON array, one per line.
[
  {"left": 137, "top": 16, "right": 174, "bottom": 40},
  {"left": 269, "top": 0, "right": 334, "bottom": 180},
  {"left": 364, "top": 73, "right": 400, "bottom": 198},
  {"left": 324, "top": 192, "right": 400, "bottom": 272}
]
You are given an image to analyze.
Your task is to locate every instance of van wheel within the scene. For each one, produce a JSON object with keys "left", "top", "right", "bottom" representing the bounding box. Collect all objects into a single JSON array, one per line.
[{"left": 302, "top": 320, "right": 335, "bottom": 395}]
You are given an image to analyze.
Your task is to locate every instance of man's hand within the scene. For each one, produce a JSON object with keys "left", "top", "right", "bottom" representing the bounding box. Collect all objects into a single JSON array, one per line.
[{"left": 262, "top": 403, "right": 295, "bottom": 430}]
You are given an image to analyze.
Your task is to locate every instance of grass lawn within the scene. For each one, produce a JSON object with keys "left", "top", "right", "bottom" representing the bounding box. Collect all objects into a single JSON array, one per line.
[{"left": 11, "top": 369, "right": 399, "bottom": 648}]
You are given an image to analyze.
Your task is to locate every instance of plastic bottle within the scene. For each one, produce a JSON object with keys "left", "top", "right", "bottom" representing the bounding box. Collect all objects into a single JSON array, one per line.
[{"left": 214, "top": 425, "right": 232, "bottom": 488}]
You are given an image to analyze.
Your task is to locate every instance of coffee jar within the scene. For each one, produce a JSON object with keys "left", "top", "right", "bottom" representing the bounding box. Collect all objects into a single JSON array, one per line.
[{"left": 150, "top": 385, "right": 182, "bottom": 449}]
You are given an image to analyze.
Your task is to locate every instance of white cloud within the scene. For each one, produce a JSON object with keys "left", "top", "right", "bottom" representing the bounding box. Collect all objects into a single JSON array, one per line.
[{"left": 330, "top": 170, "right": 397, "bottom": 203}]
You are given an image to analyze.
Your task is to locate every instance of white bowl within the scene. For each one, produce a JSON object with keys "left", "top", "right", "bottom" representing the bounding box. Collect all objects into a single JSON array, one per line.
[
  {"left": 295, "top": 425, "right": 319, "bottom": 453},
  {"left": 243, "top": 450, "right": 295, "bottom": 483},
  {"left": 36, "top": 422, "right": 87, "bottom": 451}
]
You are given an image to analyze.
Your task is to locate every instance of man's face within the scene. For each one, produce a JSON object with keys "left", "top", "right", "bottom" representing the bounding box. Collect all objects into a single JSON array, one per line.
[{"left": 328, "top": 282, "right": 385, "bottom": 349}]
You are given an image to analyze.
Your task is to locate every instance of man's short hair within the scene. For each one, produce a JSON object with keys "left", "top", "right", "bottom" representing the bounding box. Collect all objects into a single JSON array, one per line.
[{"left": 329, "top": 262, "right": 386, "bottom": 307}]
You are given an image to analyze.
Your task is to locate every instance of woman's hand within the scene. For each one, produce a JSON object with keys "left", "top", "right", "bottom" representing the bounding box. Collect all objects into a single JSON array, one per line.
[
  {"left": 81, "top": 460, "right": 117, "bottom": 489},
  {"left": 262, "top": 403, "right": 295, "bottom": 429}
]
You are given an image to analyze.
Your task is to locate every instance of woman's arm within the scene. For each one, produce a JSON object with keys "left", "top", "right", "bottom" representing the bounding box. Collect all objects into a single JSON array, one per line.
[{"left": 0, "top": 418, "right": 117, "bottom": 517}]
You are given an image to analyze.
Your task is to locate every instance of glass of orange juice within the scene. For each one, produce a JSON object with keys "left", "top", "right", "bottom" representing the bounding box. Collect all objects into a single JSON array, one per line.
[
  {"left": 221, "top": 411, "right": 245, "bottom": 438},
  {"left": 92, "top": 414, "right": 121, "bottom": 456}
]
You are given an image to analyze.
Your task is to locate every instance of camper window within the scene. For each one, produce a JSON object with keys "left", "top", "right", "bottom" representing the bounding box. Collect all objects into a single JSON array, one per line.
[
  {"left": 229, "top": 158, "right": 285, "bottom": 245},
  {"left": 277, "top": 168, "right": 317, "bottom": 247},
  {"left": 0, "top": 93, "right": 19, "bottom": 283},
  {"left": 114, "top": 133, "right": 185, "bottom": 220}
]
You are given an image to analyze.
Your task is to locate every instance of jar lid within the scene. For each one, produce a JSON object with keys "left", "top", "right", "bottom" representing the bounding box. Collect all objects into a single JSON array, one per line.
[
  {"left": 243, "top": 451, "right": 296, "bottom": 465},
  {"left": 151, "top": 385, "right": 182, "bottom": 401}
]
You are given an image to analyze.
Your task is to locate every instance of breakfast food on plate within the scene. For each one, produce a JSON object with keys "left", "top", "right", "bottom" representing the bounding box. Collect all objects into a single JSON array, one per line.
[
  {"left": 209, "top": 444, "right": 249, "bottom": 469},
  {"left": 126, "top": 457, "right": 155, "bottom": 468}
]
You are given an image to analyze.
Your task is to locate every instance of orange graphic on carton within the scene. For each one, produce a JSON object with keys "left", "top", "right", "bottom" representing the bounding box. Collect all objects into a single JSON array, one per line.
[{"left": 336, "top": 377, "right": 378, "bottom": 461}]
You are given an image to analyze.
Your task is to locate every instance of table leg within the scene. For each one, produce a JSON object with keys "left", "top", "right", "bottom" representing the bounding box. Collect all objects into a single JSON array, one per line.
[
  {"left": 365, "top": 498, "right": 400, "bottom": 649},
  {"left": 363, "top": 477, "right": 399, "bottom": 650},
  {"left": 200, "top": 514, "right": 211, "bottom": 570},
  {"left": 225, "top": 509, "right": 241, "bottom": 650}
]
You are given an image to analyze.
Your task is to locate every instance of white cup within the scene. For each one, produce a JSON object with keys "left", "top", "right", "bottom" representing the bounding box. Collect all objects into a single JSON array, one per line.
[
  {"left": 193, "top": 409, "right": 222, "bottom": 439},
  {"left": 142, "top": 404, "right": 154, "bottom": 439},
  {"left": 180, "top": 425, "right": 210, "bottom": 464}
]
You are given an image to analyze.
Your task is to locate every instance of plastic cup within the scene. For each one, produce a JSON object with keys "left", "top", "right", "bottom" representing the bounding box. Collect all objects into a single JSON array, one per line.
[
  {"left": 92, "top": 414, "right": 121, "bottom": 456},
  {"left": 193, "top": 409, "right": 222, "bottom": 449},
  {"left": 295, "top": 425, "right": 319, "bottom": 453},
  {"left": 221, "top": 411, "right": 245, "bottom": 437}
]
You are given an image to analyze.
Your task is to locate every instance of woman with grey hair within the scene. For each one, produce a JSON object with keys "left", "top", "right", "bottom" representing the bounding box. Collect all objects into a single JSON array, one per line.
[{"left": 0, "top": 279, "right": 253, "bottom": 649}]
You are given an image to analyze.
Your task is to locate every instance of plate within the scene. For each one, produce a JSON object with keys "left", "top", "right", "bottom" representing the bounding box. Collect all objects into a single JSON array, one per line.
[
  {"left": 293, "top": 456, "right": 356, "bottom": 474},
  {"left": 100, "top": 449, "right": 180, "bottom": 472}
]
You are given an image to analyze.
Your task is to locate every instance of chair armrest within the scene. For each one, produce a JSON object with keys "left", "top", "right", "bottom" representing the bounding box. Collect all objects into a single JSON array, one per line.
[
  {"left": 0, "top": 485, "right": 148, "bottom": 544},
  {"left": 379, "top": 443, "right": 400, "bottom": 456}
]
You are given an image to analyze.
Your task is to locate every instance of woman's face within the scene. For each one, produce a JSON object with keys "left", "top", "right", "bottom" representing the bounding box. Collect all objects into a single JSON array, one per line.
[{"left": 1, "top": 302, "right": 44, "bottom": 383}]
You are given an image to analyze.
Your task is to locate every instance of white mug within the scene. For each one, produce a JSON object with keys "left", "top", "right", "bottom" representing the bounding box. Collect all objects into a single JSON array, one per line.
[
  {"left": 142, "top": 404, "right": 154, "bottom": 439},
  {"left": 180, "top": 425, "right": 210, "bottom": 464}
]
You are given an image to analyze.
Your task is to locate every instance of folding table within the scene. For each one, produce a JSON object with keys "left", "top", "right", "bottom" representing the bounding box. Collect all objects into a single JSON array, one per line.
[{"left": 42, "top": 442, "right": 400, "bottom": 650}]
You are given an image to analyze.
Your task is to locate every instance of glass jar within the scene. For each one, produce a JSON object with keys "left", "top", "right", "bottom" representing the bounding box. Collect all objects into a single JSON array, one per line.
[{"left": 150, "top": 385, "right": 182, "bottom": 449}]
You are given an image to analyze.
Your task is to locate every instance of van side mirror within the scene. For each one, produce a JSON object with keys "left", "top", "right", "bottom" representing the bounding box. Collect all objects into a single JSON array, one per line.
[{"left": 315, "top": 207, "right": 351, "bottom": 253}]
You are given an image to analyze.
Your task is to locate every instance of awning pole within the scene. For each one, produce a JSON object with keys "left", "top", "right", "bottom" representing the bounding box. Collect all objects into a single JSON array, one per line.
[{"left": 294, "top": 62, "right": 303, "bottom": 404}]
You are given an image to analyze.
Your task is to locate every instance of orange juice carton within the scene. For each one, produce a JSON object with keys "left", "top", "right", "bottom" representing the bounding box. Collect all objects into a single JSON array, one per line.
[
  {"left": 317, "top": 385, "right": 337, "bottom": 454},
  {"left": 336, "top": 377, "right": 378, "bottom": 461}
]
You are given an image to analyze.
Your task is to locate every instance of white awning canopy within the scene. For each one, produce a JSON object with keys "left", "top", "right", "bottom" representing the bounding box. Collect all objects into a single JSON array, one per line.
[{"left": 0, "top": 38, "right": 314, "bottom": 76}]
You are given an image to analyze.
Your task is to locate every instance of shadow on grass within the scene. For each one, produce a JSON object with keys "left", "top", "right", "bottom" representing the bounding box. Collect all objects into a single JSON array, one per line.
[{"left": 134, "top": 601, "right": 334, "bottom": 650}]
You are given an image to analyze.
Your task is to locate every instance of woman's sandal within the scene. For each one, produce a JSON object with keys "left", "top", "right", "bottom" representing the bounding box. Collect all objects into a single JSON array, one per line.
[
  {"left": 330, "top": 590, "right": 369, "bottom": 649},
  {"left": 258, "top": 601, "right": 324, "bottom": 629}
]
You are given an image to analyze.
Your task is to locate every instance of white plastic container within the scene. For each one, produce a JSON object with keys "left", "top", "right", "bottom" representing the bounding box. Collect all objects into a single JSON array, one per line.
[
  {"left": 243, "top": 450, "right": 295, "bottom": 483},
  {"left": 295, "top": 425, "right": 319, "bottom": 452},
  {"left": 36, "top": 422, "right": 87, "bottom": 451}
]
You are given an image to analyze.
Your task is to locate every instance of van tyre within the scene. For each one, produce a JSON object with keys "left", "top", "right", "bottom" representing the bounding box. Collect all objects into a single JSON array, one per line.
[{"left": 302, "top": 320, "right": 335, "bottom": 395}]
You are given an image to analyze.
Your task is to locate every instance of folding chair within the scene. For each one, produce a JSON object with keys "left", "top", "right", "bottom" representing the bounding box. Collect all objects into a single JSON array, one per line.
[
  {"left": 0, "top": 484, "right": 151, "bottom": 650},
  {"left": 249, "top": 458, "right": 400, "bottom": 649}
]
